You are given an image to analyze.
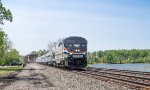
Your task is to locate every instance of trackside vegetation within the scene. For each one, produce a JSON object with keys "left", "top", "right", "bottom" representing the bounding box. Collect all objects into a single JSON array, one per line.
[
  {"left": 87, "top": 49, "right": 150, "bottom": 64},
  {"left": 0, "top": 66, "right": 23, "bottom": 76},
  {"left": 0, "top": 0, "right": 20, "bottom": 66},
  {"left": 0, "top": 29, "right": 20, "bottom": 65}
]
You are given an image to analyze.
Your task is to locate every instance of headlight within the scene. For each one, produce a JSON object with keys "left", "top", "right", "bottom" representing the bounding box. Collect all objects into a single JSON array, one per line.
[
  {"left": 70, "top": 53, "right": 73, "bottom": 55},
  {"left": 84, "top": 53, "right": 87, "bottom": 55},
  {"left": 78, "top": 49, "right": 80, "bottom": 51}
]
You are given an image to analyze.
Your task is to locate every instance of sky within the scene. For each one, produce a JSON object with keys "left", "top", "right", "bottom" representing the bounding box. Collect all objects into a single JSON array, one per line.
[{"left": 1, "top": 0, "right": 150, "bottom": 55}]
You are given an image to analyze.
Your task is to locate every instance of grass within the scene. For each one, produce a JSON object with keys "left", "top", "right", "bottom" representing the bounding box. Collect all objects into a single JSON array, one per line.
[{"left": 0, "top": 66, "right": 23, "bottom": 76}]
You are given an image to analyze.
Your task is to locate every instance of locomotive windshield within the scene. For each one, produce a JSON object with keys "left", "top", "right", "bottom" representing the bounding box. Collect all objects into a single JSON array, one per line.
[{"left": 64, "top": 37, "right": 87, "bottom": 52}]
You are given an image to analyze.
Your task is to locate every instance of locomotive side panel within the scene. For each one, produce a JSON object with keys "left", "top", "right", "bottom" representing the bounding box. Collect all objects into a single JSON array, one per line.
[{"left": 53, "top": 42, "right": 64, "bottom": 64}]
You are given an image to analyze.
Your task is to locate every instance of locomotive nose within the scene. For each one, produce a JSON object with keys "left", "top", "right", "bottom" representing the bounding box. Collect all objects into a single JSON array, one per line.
[{"left": 75, "top": 49, "right": 80, "bottom": 52}]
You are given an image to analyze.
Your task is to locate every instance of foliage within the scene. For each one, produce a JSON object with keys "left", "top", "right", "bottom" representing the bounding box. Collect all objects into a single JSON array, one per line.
[
  {"left": 87, "top": 49, "right": 150, "bottom": 64},
  {"left": 0, "top": 30, "right": 20, "bottom": 65},
  {"left": 31, "top": 49, "right": 48, "bottom": 56},
  {"left": 5, "top": 49, "right": 20, "bottom": 65},
  {"left": 0, "top": 66, "right": 23, "bottom": 76},
  {"left": 0, "top": 66, "right": 23, "bottom": 71},
  {"left": 0, "top": 28, "right": 7, "bottom": 65},
  {"left": 0, "top": 0, "right": 13, "bottom": 25},
  {"left": 0, "top": 1, "right": 18, "bottom": 65}
]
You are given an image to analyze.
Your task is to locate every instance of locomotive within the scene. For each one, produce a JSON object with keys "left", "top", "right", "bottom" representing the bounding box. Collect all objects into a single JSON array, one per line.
[{"left": 36, "top": 36, "right": 88, "bottom": 69}]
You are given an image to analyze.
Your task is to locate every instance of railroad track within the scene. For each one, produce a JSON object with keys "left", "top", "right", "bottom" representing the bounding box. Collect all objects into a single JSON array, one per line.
[
  {"left": 76, "top": 68, "right": 150, "bottom": 90},
  {"left": 42, "top": 64, "right": 150, "bottom": 89},
  {"left": 96, "top": 68, "right": 150, "bottom": 76}
]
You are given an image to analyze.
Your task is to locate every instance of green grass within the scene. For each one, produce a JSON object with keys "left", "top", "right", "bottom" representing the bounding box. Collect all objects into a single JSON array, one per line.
[
  {"left": 0, "top": 71, "right": 15, "bottom": 76},
  {"left": 0, "top": 66, "right": 23, "bottom": 76}
]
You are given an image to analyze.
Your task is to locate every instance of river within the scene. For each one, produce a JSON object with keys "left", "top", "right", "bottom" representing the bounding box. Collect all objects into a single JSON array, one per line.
[{"left": 90, "top": 63, "right": 150, "bottom": 72}]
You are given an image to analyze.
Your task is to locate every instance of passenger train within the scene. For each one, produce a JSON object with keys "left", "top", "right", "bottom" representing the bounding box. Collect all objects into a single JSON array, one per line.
[{"left": 36, "top": 36, "right": 88, "bottom": 69}]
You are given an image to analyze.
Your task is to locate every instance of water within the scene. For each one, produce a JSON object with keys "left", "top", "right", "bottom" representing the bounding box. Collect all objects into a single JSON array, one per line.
[{"left": 90, "top": 63, "right": 150, "bottom": 72}]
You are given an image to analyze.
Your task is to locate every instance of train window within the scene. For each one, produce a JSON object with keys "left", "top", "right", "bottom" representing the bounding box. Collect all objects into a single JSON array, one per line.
[
  {"left": 74, "top": 44, "right": 80, "bottom": 47},
  {"left": 67, "top": 40, "right": 76, "bottom": 43},
  {"left": 82, "top": 44, "right": 85, "bottom": 47},
  {"left": 69, "top": 44, "right": 72, "bottom": 47}
]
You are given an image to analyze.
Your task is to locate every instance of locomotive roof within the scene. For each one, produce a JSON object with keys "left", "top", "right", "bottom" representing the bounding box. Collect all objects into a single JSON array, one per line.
[{"left": 63, "top": 36, "right": 87, "bottom": 43}]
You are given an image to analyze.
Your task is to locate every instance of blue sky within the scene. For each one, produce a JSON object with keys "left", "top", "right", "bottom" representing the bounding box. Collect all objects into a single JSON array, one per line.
[{"left": 1, "top": 0, "right": 150, "bottom": 55}]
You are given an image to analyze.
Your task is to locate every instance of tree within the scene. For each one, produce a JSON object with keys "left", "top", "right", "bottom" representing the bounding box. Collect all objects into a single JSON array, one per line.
[
  {"left": 0, "top": 0, "right": 13, "bottom": 25},
  {"left": 87, "top": 49, "right": 150, "bottom": 64},
  {"left": 5, "top": 49, "right": 20, "bottom": 65},
  {"left": 0, "top": 0, "right": 13, "bottom": 65},
  {"left": 48, "top": 41, "right": 55, "bottom": 51},
  {"left": 0, "top": 29, "right": 7, "bottom": 65},
  {"left": 48, "top": 38, "right": 64, "bottom": 51},
  {"left": 0, "top": 28, "right": 14, "bottom": 65},
  {"left": 30, "top": 49, "right": 48, "bottom": 57}
]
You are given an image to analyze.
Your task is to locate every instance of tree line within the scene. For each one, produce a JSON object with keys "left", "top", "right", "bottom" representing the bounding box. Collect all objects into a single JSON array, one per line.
[
  {"left": 87, "top": 49, "right": 150, "bottom": 64},
  {"left": 0, "top": 0, "right": 20, "bottom": 65},
  {"left": 30, "top": 49, "right": 48, "bottom": 57},
  {"left": 32, "top": 41, "right": 150, "bottom": 64}
]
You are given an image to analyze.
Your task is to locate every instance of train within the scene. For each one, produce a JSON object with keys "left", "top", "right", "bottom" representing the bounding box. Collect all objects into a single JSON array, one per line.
[{"left": 36, "top": 36, "right": 88, "bottom": 69}]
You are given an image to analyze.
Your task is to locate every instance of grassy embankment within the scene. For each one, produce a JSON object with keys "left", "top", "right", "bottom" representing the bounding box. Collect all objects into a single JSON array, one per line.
[{"left": 0, "top": 66, "right": 23, "bottom": 76}]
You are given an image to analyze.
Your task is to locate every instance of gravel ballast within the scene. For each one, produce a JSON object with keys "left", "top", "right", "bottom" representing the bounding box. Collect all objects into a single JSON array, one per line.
[{"left": 3, "top": 63, "right": 134, "bottom": 90}]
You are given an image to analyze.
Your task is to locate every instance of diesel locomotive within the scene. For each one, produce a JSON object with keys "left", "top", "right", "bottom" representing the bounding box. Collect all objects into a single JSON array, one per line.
[{"left": 36, "top": 36, "right": 88, "bottom": 69}]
